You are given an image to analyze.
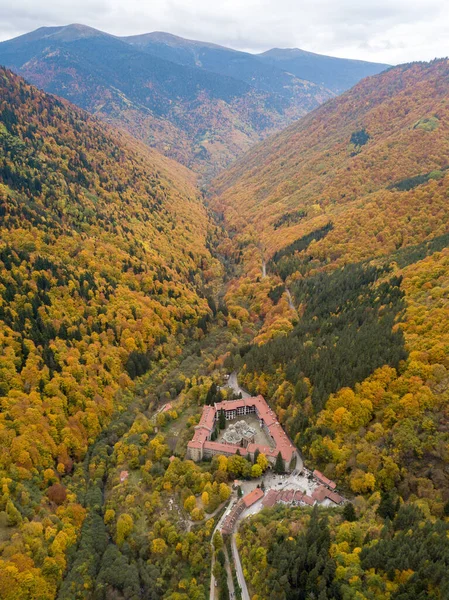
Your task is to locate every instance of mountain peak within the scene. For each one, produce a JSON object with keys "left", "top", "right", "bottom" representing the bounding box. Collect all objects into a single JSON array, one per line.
[
  {"left": 54, "top": 23, "right": 105, "bottom": 40},
  {"left": 260, "top": 47, "right": 310, "bottom": 57},
  {"left": 122, "top": 30, "right": 227, "bottom": 51},
  {"left": 4, "top": 23, "right": 106, "bottom": 45},
  {"left": 0, "top": 23, "right": 388, "bottom": 179}
]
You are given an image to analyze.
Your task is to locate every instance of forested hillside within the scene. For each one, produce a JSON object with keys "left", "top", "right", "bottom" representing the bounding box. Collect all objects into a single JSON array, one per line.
[
  {"left": 237, "top": 500, "right": 449, "bottom": 599},
  {"left": 212, "top": 59, "right": 449, "bottom": 256},
  {"left": 214, "top": 58, "right": 449, "bottom": 497},
  {"left": 212, "top": 58, "right": 449, "bottom": 599},
  {"left": 0, "top": 67, "right": 226, "bottom": 597}
]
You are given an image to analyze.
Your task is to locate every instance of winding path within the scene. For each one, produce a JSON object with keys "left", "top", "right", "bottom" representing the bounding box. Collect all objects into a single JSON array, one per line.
[
  {"left": 231, "top": 532, "right": 250, "bottom": 600},
  {"left": 210, "top": 497, "right": 236, "bottom": 600},
  {"left": 226, "top": 372, "right": 251, "bottom": 399}
]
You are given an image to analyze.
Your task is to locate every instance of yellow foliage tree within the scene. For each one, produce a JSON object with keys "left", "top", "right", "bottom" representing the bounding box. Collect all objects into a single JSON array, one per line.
[{"left": 116, "top": 513, "right": 134, "bottom": 545}]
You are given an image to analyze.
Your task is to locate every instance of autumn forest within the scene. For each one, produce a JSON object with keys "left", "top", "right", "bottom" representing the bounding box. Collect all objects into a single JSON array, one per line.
[{"left": 1, "top": 39, "right": 449, "bottom": 600}]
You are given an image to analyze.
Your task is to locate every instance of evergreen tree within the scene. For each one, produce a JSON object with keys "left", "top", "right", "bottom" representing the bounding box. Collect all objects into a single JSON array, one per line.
[
  {"left": 342, "top": 503, "right": 357, "bottom": 522},
  {"left": 377, "top": 490, "right": 398, "bottom": 520},
  {"left": 274, "top": 452, "right": 285, "bottom": 474},
  {"left": 263, "top": 505, "right": 341, "bottom": 600},
  {"left": 206, "top": 382, "right": 218, "bottom": 405}
]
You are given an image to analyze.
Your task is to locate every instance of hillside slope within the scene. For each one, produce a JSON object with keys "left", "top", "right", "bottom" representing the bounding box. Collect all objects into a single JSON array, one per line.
[
  {"left": 258, "top": 46, "right": 389, "bottom": 93},
  {"left": 212, "top": 60, "right": 449, "bottom": 261},
  {"left": 0, "top": 67, "right": 221, "bottom": 597},
  {"left": 0, "top": 24, "right": 332, "bottom": 180},
  {"left": 213, "top": 59, "right": 449, "bottom": 506}
]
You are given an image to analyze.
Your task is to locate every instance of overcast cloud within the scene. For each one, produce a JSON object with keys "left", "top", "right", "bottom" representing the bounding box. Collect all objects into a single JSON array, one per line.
[{"left": 0, "top": 0, "right": 448, "bottom": 64}]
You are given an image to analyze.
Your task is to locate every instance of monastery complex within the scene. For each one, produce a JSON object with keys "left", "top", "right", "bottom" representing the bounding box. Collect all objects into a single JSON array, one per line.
[{"left": 187, "top": 395, "right": 296, "bottom": 465}]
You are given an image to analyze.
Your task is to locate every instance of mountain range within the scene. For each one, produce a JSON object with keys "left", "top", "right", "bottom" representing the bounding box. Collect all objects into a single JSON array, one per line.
[
  {"left": 0, "top": 24, "right": 388, "bottom": 179},
  {"left": 123, "top": 30, "right": 387, "bottom": 95}
]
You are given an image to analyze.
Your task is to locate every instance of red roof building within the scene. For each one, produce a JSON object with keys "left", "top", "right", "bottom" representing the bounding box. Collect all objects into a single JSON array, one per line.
[
  {"left": 242, "top": 488, "right": 264, "bottom": 507},
  {"left": 203, "top": 441, "right": 249, "bottom": 457},
  {"left": 327, "top": 491, "right": 345, "bottom": 505},
  {"left": 262, "top": 489, "right": 278, "bottom": 508},
  {"left": 301, "top": 494, "right": 315, "bottom": 506},
  {"left": 259, "top": 486, "right": 345, "bottom": 509},
  {"left": 313, "top": 470, "right": 337, "bottom": 490},
  {"left": 312, "top": 485, "right": 328, "bottom": 503},
  {"left": 187, "top": 395, "right": 296, "bottom": 464}
]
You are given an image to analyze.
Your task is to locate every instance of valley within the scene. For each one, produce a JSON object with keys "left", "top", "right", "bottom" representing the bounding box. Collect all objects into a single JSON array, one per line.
[{"left": 1, "top": 38, "right": 449, "bottom": 600}]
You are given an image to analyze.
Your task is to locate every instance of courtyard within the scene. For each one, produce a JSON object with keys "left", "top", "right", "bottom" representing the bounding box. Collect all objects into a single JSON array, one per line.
[{"left": 215, "top": 414, "right": 276, "bottom": 450}]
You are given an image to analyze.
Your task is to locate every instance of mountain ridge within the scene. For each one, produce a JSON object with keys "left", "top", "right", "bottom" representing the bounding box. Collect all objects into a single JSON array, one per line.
[
  {"left": 0, "top": 23, "right": 388, "bottom": 180},
  {"left": 258, "top": 45, "right": 390, "bottom": 92},
  {"left": 0, "top": 24, "right": 332, "bottom": 180}
]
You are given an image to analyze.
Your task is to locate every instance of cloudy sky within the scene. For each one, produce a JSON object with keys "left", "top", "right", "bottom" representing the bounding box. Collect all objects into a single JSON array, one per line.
[{"left": 0, "top": 0, "right": 448, "bottom": 64}]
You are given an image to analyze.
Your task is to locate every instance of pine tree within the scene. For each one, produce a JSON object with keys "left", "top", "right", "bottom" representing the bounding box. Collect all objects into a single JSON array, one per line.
[
  {"left": 342, "top": 503, "right": 357, "bottom": 522},
  {"left": 206, "top": 382, "right": 218, "bottom": 405},
  {"left": 274, "top": 452, "right": 285, "bottom": 474},
  {"left": 377, "top": 490, "right": 398, "bottom": 520},
  {"left": 253, "top": 448, "right": 260, "bottom": 464}
]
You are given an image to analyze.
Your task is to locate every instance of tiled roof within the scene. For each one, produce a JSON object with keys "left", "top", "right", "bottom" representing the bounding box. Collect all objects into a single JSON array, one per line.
[
  {"left": 188, "top": 395, "right": 296, "bottom": 463},
  {"left": 258, "top": 486, "right": 344, "bottom": 509},
  {"left": 243, "top": 487, "right": 264, "bottom": 507},
  {"left": 187, "top": 440, "right": 204, "bottom": 449},
  {"left": 313, "top": 469, "right": 337, "bottom": 490},
  {"left": 312, "top": 485, "right": 328, "bottom": 503},
  {"left": 293, "top": 490, "right": 304, "bottom": 502},
  {"left": 262, "top": 489, "right": 278, "bottom": 507},
  {"left": 198, "top": 405, "right": 216, "bottom": 430},
  {"left": 301, "top": 494, "right": 315, "bottom": 506},
  {"left": 327, "top": 491, "right": 345, "bottom": 504},
  {"left": 203, "top": 441, "right": 248, "bottom": 456}
]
